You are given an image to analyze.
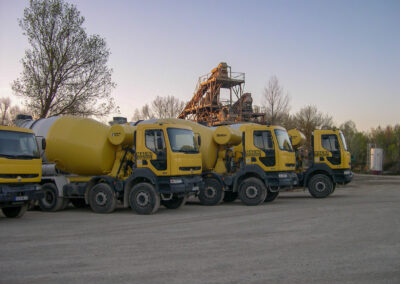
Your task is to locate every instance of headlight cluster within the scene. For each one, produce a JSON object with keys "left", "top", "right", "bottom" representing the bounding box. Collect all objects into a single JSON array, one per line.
[{"left": 170, "top": 178, "right": 183, "bottom": 184}]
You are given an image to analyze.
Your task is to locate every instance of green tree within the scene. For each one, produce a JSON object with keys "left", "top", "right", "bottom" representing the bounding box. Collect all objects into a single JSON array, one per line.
[
  {"left": 12, "top": 0, "right": 116, "bottom": 118},
  {"left": 292, "top": 105, "right": 334, "bottom": 149}
]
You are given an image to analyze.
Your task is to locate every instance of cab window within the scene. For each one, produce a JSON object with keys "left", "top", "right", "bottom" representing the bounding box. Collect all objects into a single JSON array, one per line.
[
  {"left": 145, "top": 130, "right": 166, "bottom": 152},
  {"left": 253, "top": 131, "right": 274, "bottom": 150},
  {"left": 321, "top": 135, "right": 339, "bottom": 151}
]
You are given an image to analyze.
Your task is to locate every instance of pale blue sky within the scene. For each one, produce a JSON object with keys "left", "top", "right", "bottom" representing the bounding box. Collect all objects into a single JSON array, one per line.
[{"left": 1, "top": 0, "right": 399, "bottom": 130}]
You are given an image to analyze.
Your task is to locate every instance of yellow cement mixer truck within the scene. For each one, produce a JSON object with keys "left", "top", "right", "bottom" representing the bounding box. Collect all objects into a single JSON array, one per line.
[
  {"left": 155, "top": 119, "right": 298, "bottom": 206},
  {"left": 15, "top": 116, "right": 203, "bottom": 214},
  {"left": 288, "top": 129, "right": 353, "bottom": 197},
  {"left": 0, "top": 125, "right": 43, "bottom": 218}
]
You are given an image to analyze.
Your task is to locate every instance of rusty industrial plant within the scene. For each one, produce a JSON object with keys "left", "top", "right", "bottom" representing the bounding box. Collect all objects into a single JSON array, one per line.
[{"left": 178, "top": 62, "right": 265, "bottom": 126}]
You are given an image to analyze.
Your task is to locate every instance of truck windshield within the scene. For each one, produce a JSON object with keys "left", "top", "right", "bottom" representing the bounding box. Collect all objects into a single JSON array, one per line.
[
  {"left": 274, "top": 129, "right": 294, "bottom": 152},
  {"left": 167, "top": 128, "right": 199, "bottom": 153},
  {"left": 339, "top": 132, "right": 348, "bottom": 151},
  {"left": 0, "top": 130, "right": 40, "bottom": 159}
]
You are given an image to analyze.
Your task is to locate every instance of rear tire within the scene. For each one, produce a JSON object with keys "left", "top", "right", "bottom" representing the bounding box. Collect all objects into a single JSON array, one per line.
[
  {"left": 70, "top": 198, "right": 87, "bottom": 208},
  {"left": 223, "top": 191, "right": 238, "bottom": 203},
  {"left": 308, "top": 174, "right": 333, "bottom": 198},
  {"left": 198, "top": 178, "right": 225, "bottom": 206},
  {"left": 161, "top": 196, "right": 187, "bottom": 209},
  {"left": 264, "top": 189, "right": 279, "bottom": 202},
  {"left": 2, "top": 205, "right": 28, "bottom": 218},
  {"left": 129, "top": 183, "right": 160, "bottom": 215},
  {"left": 39, "top": 183, "right": 64, "bottom": 212},
  {"left": 88, "top": 183, "right": 117, "bottom": 213},
  {"left": 238, "top": 177, "right": 267, "bottom": 206}
]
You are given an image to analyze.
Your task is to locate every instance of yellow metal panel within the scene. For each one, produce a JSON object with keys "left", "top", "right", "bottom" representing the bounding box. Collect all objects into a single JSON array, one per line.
[
  {"left": 45, "top": 116, "right": 116, "bottom": 176},
  {"left": 213, "top": 126, "right": 242, "bottom": 146},
  {"left": 108, "top": 124, "right": 135, "bottom": 146}
]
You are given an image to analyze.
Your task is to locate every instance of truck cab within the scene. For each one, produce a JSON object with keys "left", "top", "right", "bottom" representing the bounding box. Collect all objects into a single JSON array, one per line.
[
  {"left": 0, "top": 126, "right": 43, "bottom": 218},
  {"left": 288, "top": 128, "right": 353, "bottom": 198},
  {"left": 230, "top": 124, "right": 298, "bottom": 202},
  {"left": 312, "top": 129, "right": 352, "bottom": 185}
]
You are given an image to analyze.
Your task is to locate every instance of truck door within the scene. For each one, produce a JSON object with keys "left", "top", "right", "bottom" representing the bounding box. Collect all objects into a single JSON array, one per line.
[
  {"left": 144, "top": 129, "right": 168, "bottom": 173},
  {"left": 321, "top": 134, "right": 341, "bottom": 166},
  {"left": 252, "top": 130, "right": 275, "bottom": 167}
]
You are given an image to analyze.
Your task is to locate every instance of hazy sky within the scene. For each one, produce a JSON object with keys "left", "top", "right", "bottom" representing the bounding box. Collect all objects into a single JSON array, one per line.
[{"left": 1, "top": 0, "right": 399, "bottom": 130}]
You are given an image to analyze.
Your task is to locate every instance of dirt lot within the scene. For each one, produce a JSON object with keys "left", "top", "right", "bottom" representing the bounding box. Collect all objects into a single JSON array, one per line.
[{"left": 1, "top": 174, "right": 400, "bottom": 284}]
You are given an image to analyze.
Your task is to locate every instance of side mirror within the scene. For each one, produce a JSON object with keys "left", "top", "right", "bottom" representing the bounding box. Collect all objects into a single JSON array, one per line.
[{"left": 197, "top": 135, "right": 201, "bottom": 147}]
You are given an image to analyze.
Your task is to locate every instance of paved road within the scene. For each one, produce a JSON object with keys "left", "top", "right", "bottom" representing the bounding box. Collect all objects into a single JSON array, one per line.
[{"left": 1, "top": 175, "right": 400, "bottom": 283}]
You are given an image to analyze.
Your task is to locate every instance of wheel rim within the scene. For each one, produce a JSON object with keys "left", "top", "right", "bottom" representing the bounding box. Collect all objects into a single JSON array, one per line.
[
  {"left": 42, "top": 190, "right": 55, "bottom": 207},
  {"left": 245, "top": 186, "right": 258, "bottom": 199},
  {"left": 205, "top": 187, "right": 217, "bottom": 199},
  {"left": 136, "top": 191, "right": 150, "bottom": 207},
  {"left": 315, "top": 181, "right": 326, "bottom": 192},
  {"left": 95, "top": 192, "right": 107, "bottom": 206}
]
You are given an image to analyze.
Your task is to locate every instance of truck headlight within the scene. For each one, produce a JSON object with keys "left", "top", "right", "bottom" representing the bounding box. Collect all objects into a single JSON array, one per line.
[
  {"left": 344, "top": 170, "right": 351, "bottom": 175},
  {"left": 278, "top": 173, "right": 288, "bottom": 179},
  {"left": 170, "top": 178, "right": 183, "bottom": 184}
]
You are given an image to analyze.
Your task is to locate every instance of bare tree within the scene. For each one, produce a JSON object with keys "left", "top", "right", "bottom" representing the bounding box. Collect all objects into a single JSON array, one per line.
[
  {"left": 12, "top": 0, "right": 116, "bottom": 118},
  {"left": 152, "top": 96, "right": 185, "bottom": 119},
  {"left": 262, "top": 76, "right": 290, "bottom": 125},
  {"left": 132, "top": 96, "right": 185, "bottom": 121},
  {"left": 0, "top": 97, "right": 25, "bottom": 125},
  {"left": 293, "top": 105, "right": 335, "bottom": 148},
  {"left": 0, "top": 97, "right": 11, "bottom": 125},
  {"left": 131, "top": 104, "right": 155, "bottom": 121}
]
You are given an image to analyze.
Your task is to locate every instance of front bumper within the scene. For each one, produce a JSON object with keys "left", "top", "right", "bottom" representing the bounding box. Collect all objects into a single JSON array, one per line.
[
  {"left": 333, "top": 169, "right": 353, "bottom": 185},
  {"left": 0, "top": 184, "right": 43, "bottom": 207},
  {"left": 157, "top": 175, "right": 204, "bottom": 196},
  {"left": 265, "top": 172, "right": 299, "bottom": 191}
]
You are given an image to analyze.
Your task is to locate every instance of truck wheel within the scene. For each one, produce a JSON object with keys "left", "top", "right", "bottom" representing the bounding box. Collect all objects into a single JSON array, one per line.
[
  {"left": 238, "top": 177, "right": 267, "bottom": 206},
  {"left": 129, "top": 183, "right": 160, "bottom": 215},
  {"left": 2, "top": 205, "right": 28, "bottom": 218},
  {"left": 70, "top": 198, "right": 87, "bottom": 208},
  {"left": 308, "top": 174, "right": 333, "bottom": 198},
  {"left": 88, "top": 183, "right": 117, "bottom": 213},
  {"left": 39, "top": 183, "right": 65, "bottom": 212},
  {"left": 329, "top": 184, "right": 337, "bottom": 195},
  {"left": 223, "top": 191, "right": 238, "bottom": 203},
  {"left": 198, "top": 178, "right": 225, "bottom": 206},
  {"left": 161, "top": 196, "right": 187, "bottom": 209},
  {"left": 264, "top": 189, "right": 279, "bottom": 202}
]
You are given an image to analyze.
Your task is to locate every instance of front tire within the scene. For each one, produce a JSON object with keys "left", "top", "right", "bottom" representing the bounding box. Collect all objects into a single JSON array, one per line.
[
  {"left": 198, "top": 178, "right": 225, "bottom": 206},
  {"left": 161, "top": 196, "right": 187, "bottom": 209},
  {"left": 264, "top": 189, "right": 279, "bottom": 202},
  {"left": 238, "top": 177, "right": 267, "bottom": 206},
  {"left": 88, "top": 183, "right": 117, "bottom": 213},
  {"left": 2, "top": 205, "right": 28, "bottom": 218},
  {"left": 129, "top": 183, "right": 160, "bottom": 215},
  {"left": 39, "top": 183, "right": 65, "bottom": 212},
  {"left": 308, "top": 174, "right": 333, "bottom": 198}
]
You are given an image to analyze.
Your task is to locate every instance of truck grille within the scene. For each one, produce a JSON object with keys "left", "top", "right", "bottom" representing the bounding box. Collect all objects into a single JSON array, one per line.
[{"left": 179, "top": 167, "right": 201, "bottom": 171}]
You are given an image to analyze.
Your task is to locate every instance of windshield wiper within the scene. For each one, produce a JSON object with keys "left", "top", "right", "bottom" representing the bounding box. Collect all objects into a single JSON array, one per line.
[
  {"left": 12, "top": 154, "right": 37, "bottom": 159},
  {"left": 178, "top": 149, "right": 199, "bottom": 153},
  {"left": 0, "top": 154, "right": 18, "bottom": 159}
]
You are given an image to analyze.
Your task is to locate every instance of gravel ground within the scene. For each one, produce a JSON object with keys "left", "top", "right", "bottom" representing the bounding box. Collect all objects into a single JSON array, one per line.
[{"left": 1, "top": 174, "right": 399, "bottom": 284}]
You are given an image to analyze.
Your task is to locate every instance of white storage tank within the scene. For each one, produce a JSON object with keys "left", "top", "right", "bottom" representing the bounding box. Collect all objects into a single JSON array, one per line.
[{"left": 370, "top": 148, "right": 383, "bottom": 174}]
